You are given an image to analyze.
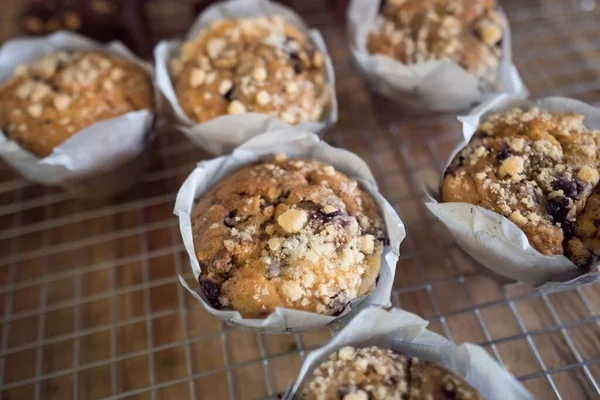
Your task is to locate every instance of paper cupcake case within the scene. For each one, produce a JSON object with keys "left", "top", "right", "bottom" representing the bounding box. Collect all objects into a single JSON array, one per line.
[
  {"left": 0, "top": 31, "right": 158, "bottom": 198},
  {"left": 285, "top": 307, "right": 532, "bottom": 400},
  {"left": 347, "top": 0, "right": 528, "bottom": 112},
  {"left": 175, "top": 129, "right": 405, "bottom": 333},
  {"left": 426, "top": 94, "right": 600, "bottom": 292},
  {"left": 154, "top": 0, "right": 338, "bottom": 156}
]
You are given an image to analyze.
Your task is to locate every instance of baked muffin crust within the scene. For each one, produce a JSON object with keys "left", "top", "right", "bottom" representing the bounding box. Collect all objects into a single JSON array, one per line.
[
  {"left": 0, "top": 51, "right": 154, "bottom": 157},
  {"left": 301, "top": 346, "right": 482, "bottom": 400},
  {"left": 442, "top": 107, "right": 600, "bottom": 268},
  {"left": 170, "top": 16, "right": 329, "bottom": 125},
  {"left": 367, "top": 0, "right": 504, "bottom": 88},
  {"left": 191, "top": 157, "right": 386, "bottom": 318}
]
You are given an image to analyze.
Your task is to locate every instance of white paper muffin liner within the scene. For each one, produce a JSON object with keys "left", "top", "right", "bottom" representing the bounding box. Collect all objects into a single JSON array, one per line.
[
  {"left": 426, "top": 94, "right": 600, "bottom": 291},
  {"left": 0, "top": 31, "right": 157, "bottom": 197},
  {"left": 175, "top": 130, "right": 405, "bottom": 333},
  {"left": 154, "top": 0, "right": 338, "bottom": 156},
  {"left": 347, "top": 0, "right": 528, "bottom": 112},
  {"left": 285, "top": 307, "right": 532, "bottom": 400}
]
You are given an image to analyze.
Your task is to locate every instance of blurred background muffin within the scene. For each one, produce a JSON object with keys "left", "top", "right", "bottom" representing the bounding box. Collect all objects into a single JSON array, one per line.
[
  {"left": 301, "top": 345, "right": 482, "bottom": 399},
  {"left": 0, "top": 50, "right": 154, "bottom": 156},
  {"left": 367, "top": 0, "right": 505, "bottom": 89},
  {"left": 169, "top": 15, "right": 330, "bottom": 125}
]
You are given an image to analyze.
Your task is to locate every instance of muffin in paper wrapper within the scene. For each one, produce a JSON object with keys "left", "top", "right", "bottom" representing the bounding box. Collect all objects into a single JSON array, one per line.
[
  {"left": 285, "top": 307, "right": 532, "bottom": 400},
  {"left": 154, "top": 0, "right": 338, "bottom": 155},
  {"left": 426, "top": 94, "right": 600, "bottom": 291},
  {"left": 0, "top": 31, "right": 157, "bottom": 198},
  {"left": 347, "top": 0, "right": 528, "bottom": 112},
  {"left": 175, "top": 130, "right": 404, "bottom": 333}
]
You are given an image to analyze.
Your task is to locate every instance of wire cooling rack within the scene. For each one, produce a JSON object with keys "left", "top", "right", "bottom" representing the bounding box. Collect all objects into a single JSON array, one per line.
[{"left": 1, "top": 0, "right": 600, "bottom": 399}]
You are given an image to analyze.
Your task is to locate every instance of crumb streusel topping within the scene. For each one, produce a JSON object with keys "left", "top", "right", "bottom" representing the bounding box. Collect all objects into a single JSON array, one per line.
[
  {"left": 442, "top": 107, "right": 600, "bottom": 268},
  {"left": 0, "top": 51, "right": 154, "bottom": 157},
  {"left": 170, "top": 16, "right": 329, "bottom": 125},
  {"left": 367, "top": 0, "right": 504, "bottom": 88},
  {"left": 191, "top": 157, "right": 386, "bottom": 318},
  {"left": 301, "top": 346, "right": 481, "bottom": 400}
]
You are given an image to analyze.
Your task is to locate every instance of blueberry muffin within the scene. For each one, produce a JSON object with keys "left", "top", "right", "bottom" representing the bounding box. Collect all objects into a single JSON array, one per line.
[
  {"left": 170, "top": 16, "right": 329, "bottom": 125},
  {"left": 0, "top": 51, "right": 154, "bottom": 157},
  {"left": 191, "top": 156, "right": 387, "bottom": 318},
  {"left": 367, "top": 0, "right": 505, "bottom": 88},
  {"left": 300, "top": 346, "right": 482, "bottom": 400},
  {"left": 442, "top": 107, "right": 600, "bottom": 268}
]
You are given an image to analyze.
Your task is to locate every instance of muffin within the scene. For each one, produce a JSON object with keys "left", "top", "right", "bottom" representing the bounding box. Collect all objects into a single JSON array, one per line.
[
  {"left": 169, "top": 15, "right": 329, "bottom": 125},
  {"left": 191, "top": 156, "right": 387, "bottom": 318},
  {"left": 0, "top": 50, "right": 154, "bottom": 157},
  {"left": 300, "top": 346, "right": 482, "bottom": 400},
  {"left": 442, "top": 107, "right": 600, "bottom": 268},
  {"left": 367, "top": 0, "right": 505, "bottom": 88}
]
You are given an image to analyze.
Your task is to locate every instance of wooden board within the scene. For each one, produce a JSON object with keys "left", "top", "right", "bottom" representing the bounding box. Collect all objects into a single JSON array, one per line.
[{"left": 1, "top": 0, "right": 600, "bottom": 399}]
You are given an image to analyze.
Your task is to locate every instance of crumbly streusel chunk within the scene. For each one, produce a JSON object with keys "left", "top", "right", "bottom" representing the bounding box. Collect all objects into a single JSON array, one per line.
[
  {"left": 191, "top": 157, "right": 387, "bottom": 318},
  {"left": 367, "top": 0, "right": 504, "bottom": 88},
  {"left": 442, "top": 107, "right": 600, "bottom": 268},
  {"left": 0, "top": 51, "right": 154, "bottom": 157},
  {"left": 300, "top": 346, "right": 481, "bottom": 400},
  {"left": 170, "top": 16, "right": 329, "bottom": 125}
]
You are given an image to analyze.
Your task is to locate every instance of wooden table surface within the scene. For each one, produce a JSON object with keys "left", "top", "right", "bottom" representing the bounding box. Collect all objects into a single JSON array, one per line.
[{"left": 1, "top": 0, "right": 600, "bottom": 399}]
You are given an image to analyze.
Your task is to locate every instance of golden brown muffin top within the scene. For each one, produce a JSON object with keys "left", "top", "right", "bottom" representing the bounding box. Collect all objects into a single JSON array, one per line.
[
  {"left": 367, "top": 0, "right": 504, "bottom": 87},
  {"left": 191, "top": 156, "right": 386, "bottom": 318},
  {"left": 442, "top": 107, "right": 600, "bottom": 265},
  {"left": 0, "top": 50, "right": 154, "bottom": 157},
  {"left": 301, "top": 346, "right": 482, "bottom": 400},
  {"left": 170, "top": 16, "right": 329, "bottom": 125}
]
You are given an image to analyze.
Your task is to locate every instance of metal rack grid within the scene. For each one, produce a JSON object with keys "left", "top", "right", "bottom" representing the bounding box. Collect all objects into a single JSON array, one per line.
[{"left": 1, "top": 0, "right": 600, "bottom": 399}]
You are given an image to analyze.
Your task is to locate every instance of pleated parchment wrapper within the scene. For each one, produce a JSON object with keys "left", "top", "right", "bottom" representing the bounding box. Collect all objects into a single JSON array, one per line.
[
  {"left": 427, "top": 94, "right": 600, "bottom": 292},
  {"left": 0, "top": 31, "right": 157, "bottom": 197},
  {"left": 285, "top": 307, "right": 532, "bottom": 400},
  {"left": 154, "top": 0, "right": 338, "bottom": 156},
  {"left": 347, "top": 0, "right": 528, "bottom": 112},
  {"left": 175, "top": 130, "right": 405, "bottom": 333}
]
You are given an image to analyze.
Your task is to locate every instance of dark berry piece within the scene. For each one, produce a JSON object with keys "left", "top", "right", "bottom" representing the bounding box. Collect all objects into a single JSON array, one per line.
[
  {"left": 552, "top": 178, "right": 579, "bottom": 198},
  {"left": 586, "top": 254, "right": 600, "bottom": 269},
  {"left": 472, "top": 130, "right": 489, "bottom": 139},
  {"left": 312, "top": 210, "right": 341, "bottom": 224},
  {"left": 561, "top": 220, "right": 576, "bottom": 239},
  {"left": 547, "top": 196, "right": 571, "bottom": 224},
  {"left": 224, "top": 210, "right": 237, "bottom": 228},
  {"left": 223, "top": 85, "right": 235, "bottom": 101},
  {"left": 337, "top": 385, "right": 356, "bottom": 399},
  {"left": 496, "top": 143, "right": 511, "bottom": 161},
  {"left": 199, "top": 278, "right": 221, "bottom": 308},
  {"left": 289, "top": 52, "right": 303, "bottom": 74}
]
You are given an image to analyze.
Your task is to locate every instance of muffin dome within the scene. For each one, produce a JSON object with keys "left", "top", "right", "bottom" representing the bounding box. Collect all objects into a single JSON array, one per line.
[
  {"left": 191, "top": 156, "right": 387, "bottom": 318},
  {"left": 170, "top": 16, "right": 329, "bottom": 125}
]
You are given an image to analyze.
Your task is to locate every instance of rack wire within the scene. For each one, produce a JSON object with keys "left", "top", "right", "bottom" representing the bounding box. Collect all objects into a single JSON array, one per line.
[{"left": 1, "top": 0, "right": 600, "bottom": 399}]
